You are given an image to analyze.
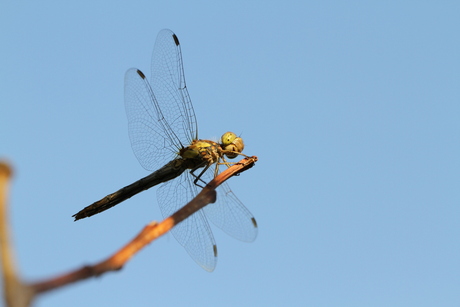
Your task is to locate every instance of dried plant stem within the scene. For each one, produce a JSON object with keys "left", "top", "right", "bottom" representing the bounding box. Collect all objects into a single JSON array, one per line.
[
  {"left": 0, "top": 162, "right": 35, "bottom": 307},
  {"left": 29, "top": 156, "right": 257, "bottom": 294}
]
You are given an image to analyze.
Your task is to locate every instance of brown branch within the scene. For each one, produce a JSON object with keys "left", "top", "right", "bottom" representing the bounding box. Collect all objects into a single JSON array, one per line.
[
  {"left": 0, "top": 162, "right": 35, "bottom": 307},
  {"left": 28, "top": 155, "right": 258, "bottom": 294}
]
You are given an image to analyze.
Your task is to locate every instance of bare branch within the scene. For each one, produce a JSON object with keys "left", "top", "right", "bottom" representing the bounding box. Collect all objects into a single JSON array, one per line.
[
  {"left": 28, "top": 156, "right": 258, "bottom": 294},
  {"left": 0, "top": 162, "right": 35, "bottom": 307}
]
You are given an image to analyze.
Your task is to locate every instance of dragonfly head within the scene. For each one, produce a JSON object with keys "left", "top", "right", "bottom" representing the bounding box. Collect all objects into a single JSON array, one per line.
[{"left": 221, "top": 132, "right": 244, "bottom": 159}]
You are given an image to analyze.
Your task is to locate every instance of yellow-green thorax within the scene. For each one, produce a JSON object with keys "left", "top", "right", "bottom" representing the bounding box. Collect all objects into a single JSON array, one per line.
[{"left": 179, "top": 140, "right": 222, "bottom": 166}]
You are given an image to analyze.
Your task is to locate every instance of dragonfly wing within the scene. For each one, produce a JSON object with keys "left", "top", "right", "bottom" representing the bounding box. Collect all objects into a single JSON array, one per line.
[
  {"left": 202, "top": 167, "right": 258, "bottom": 242},
  {"left": 124, "top": 68, "right": 178, "bottom": 172},
  {"left": 151, "top": 29, "right": 198, "bottom": 146},
  {"left": 124, "top": 29, "right": 198, "bottom": 172},
  {"left": 157, "top": 173, "right": 217, "bottom": 272}
]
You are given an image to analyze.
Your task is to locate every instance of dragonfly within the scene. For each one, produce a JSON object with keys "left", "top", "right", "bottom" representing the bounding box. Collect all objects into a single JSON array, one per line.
[{"left": 73, "top": 29, "right": 257, "bottom": 272}]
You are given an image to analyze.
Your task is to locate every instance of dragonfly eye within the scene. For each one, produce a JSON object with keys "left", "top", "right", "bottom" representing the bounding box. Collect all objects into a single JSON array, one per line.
[
  {"left": 221, "top": 132, "right": 237, "bottom": 146},
  {"left": 223, "top": 136, "right": 244, "bottom": 159}
]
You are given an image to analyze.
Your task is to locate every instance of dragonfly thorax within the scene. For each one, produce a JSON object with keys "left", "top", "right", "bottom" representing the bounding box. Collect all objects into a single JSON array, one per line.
[{"left": 179, "top": 140, "right": 222, "bottom": 166}]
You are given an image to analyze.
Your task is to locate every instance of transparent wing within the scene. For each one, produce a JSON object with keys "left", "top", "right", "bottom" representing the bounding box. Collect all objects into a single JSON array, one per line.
[
  {"left": 124, "top": 29, "right": 198, "bottom": 172},
  {"left": 124, "top": 68, "right": 179, "bottom": 171},
  {"left": 151, "top": 29, "right": 198, "bottom": 146},
  {"left": 157, "top": 172, "right": 217, "bottom": 272},
  {"left": 202, "top": 166, "right": 258, "bottom": 242}
]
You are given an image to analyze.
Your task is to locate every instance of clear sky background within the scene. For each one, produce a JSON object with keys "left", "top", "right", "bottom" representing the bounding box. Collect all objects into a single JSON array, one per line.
[{"left": 2, "top": 1, "right": 460, "bottom": 306}]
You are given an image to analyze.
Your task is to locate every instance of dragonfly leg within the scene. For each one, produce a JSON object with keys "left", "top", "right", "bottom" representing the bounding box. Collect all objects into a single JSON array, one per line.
[
  {"left": 216, "top": 154, "right": 248, "bottom": 177},
  {"left": 218, "top": 151, "right": 248, "bottom": 168},
  {"left": 190, "top": 163, "right": 211, "bottom": 188},
  {"left": 222, "top": 150, "right": 249, "bottom": 161}
]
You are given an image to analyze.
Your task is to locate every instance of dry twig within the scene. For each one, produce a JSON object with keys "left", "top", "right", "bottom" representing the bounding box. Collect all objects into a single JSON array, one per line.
[
  {"left": 0, "top": 156, "right": 257, "bottom": 304},
  {"left": 0, "top": 162, "right": 35, "bottom": 307}
]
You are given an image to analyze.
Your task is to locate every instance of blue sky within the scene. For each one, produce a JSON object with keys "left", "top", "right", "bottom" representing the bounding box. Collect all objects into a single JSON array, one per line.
[{"left": 2, "top": 1, "right": 460, "bottom": 306}]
